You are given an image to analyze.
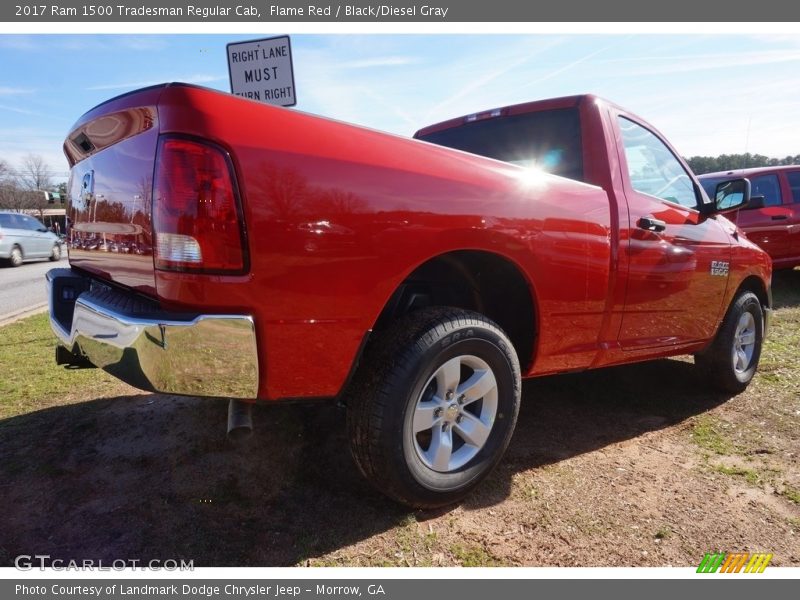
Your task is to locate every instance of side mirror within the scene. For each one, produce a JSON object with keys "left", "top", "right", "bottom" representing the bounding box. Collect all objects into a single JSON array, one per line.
[
  {"left": 743, "top": 195, "right": 765, "bottom": 210},
  {"left": 37, "top": 226, "right": 48, "bottom": 232},
  {"left": 704, "top": 178, "right": 751, "bottom": 215}
]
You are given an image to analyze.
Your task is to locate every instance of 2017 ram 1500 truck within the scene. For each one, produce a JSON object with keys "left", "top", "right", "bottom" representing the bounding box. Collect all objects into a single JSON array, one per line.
[{"left": 48, "top": 85, "right": 771, "bottom": 508}]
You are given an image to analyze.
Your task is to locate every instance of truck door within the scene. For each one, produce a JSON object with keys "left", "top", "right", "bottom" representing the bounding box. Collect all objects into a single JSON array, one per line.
[
  {"left": 613, "top": 114, "right": 731, "bottom": 349},
  {"left": 730, "top": 174, "right": 792, "bottom": 262},
  {"left": 783, "top": 169, "right": 800, "bottom": 264}
]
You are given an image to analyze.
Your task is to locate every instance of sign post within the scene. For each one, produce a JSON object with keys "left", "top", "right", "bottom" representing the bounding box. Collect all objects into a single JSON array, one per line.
[{"left": 226, "top": 35, "right": 296, "bottom": 107}]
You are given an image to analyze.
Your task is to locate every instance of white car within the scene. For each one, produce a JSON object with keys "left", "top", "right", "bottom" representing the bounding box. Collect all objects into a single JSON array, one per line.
[{"left": 0, "top": 211, "right": 62, "bottom": 267}]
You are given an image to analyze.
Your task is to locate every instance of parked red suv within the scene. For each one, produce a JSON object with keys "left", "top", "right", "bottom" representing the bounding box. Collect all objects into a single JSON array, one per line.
[{"left": 700, "top": 166, "right": 800, "bottom": 269}]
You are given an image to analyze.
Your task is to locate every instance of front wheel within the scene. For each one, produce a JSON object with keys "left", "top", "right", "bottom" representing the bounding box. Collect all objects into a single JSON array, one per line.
[
  {"left": 347, "top": 307, "right": 521, "bottom": 509},
  {"left": 49, "top": 244, "right": 61, "bottom": 261},
  {"left": 695, "top": 291, "right": 764, "bottom": 393}
]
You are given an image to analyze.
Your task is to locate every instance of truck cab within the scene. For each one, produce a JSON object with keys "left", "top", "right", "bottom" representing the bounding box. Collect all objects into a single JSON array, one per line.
[{"left": 416, "top": 95, "right": 771, "bottom": 366}]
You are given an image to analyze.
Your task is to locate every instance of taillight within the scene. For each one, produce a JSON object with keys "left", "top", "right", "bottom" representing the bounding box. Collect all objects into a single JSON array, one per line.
[{"left": 152, "top": 136, "right": 247, "bottom": 273}]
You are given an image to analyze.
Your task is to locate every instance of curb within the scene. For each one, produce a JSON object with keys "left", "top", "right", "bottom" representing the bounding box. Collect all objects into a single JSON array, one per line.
[{"left": 0, "top": 303, "right": 48, "bottom": 327}]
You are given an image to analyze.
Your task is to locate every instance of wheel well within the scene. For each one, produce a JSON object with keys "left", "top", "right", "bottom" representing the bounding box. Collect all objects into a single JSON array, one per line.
[
  {"left": 374, "top": 251, "right": 536, "bottom": 370},
  {"left": 737, "top": 275, "right": 770, "bottom": 310}
]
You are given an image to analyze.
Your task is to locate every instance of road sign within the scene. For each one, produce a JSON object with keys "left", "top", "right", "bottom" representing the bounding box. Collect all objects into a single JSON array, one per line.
[{"left": 226, "top": 35, "right": 296, "bottom": 107}]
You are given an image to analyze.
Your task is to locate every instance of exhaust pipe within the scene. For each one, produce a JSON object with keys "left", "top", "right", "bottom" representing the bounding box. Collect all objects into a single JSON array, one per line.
[
  {"left": 55, "top": 345, "right": 95, "bottom": 369},
  {"left": 227, "top": 399, "right": 253, "bottom": 442}
]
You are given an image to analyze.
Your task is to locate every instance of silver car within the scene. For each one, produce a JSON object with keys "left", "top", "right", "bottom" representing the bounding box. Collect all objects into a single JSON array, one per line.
[{"left": 0, "top": 211, "right": 62, "bottom": 267}]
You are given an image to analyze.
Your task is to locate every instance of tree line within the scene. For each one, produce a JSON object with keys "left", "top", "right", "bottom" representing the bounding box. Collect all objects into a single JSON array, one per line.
[
  {"left": 686, "top": 153, "right": 800, "bottom": 175},
  {"left": 0, "top": 154, "right": 67, "bottom": 221}
]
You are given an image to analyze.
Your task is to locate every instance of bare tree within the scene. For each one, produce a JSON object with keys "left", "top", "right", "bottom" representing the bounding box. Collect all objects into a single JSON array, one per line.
[
  {"left": 0, "top": 158, "right": 11, "bottom": 185},
  {"left": 0, "top": 186, "right": 42, "bottom": 212},
  {"left": 0, "top": 183, "right": 17, "bottom": 210},
  {"left": 0, "top": 158, "right": 50, "bottom": 218},
  {"left": 18, "top": 153, "right": 53, "bottom": 192},
  {"left": 0, "top": 159, "right": 22, "bottom": 210},
  {"left": 28, "top": 190, "right": 51, "bottom": 222}
]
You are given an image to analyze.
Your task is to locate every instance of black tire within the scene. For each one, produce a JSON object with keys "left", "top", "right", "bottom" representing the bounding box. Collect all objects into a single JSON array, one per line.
[
  {"left": 7, "top": 245, "right": 22, "bottom": 267},
  {"left": 695, "top": 291, "right": 764, "bottom": 393},
  {"left": 49, "top": 244, "right": 61, "bottom": 261},
  {"left": 347, "top": 307, "right": 521, "bottom": 509}
]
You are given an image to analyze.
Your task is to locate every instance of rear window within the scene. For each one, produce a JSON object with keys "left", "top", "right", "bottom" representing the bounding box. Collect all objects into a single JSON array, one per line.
[
  {"left": 701, "top": 174, "right": 783, "bottom": 207},
  {"left": 787, "top": 171, "right": 800, "bottom": 202},
  {"left": 416, "top": 108, "right": 584, "bottom": 182},
  {"left": 750, "top": 175, "right": 783, "bottom": 206}
]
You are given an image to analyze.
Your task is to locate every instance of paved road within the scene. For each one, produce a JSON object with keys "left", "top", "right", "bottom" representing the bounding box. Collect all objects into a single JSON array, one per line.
[{"left": 0, "top": 256, "right": 65, "bottom": 323}]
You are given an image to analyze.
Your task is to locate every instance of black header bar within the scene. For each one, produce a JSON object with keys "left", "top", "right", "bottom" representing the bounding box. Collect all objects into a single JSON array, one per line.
[{"left": 3, "top": 0, "right": 800, "bottom": 22}]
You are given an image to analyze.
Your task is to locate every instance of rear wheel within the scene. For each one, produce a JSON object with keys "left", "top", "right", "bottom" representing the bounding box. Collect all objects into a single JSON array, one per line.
[
  {"left": 347, "top": 307, "right": 521, "bottom": 509},
  {"left": 7, "top": 246, "right": 22, "bottom": 267},
  {"left": 695, "top": 291, "right": 764, "bottom": 393}
]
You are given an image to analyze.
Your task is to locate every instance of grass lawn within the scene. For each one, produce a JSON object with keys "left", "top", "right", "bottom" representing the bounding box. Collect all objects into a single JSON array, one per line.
[
  {"left": 0, "top": 312, "right": 132, "bottom": 420},
  {"left": 0, "top": 269, "right": 797, "bottom": 567}
]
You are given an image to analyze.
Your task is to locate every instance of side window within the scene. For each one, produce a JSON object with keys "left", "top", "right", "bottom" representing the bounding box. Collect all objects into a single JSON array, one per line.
[
  {"left": 0, "top": 214, "right": 11, "bottom": 228},
  {"left": 2, "top": 213, "right": 23, "bottom": 229},
  {"left": 21, "top": 216, "right": 44, "bottom": 231},
  {"left": 618, "top": 116, "right": 698, "bottom": 208},
  {"left": 786, "top": 171, "right": 800, "bottom": 203},
  {"left": 749, "top": 174, "right": 782, "bottom": 207}
]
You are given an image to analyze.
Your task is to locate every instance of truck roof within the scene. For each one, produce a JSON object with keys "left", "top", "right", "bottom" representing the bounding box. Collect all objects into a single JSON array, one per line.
[
  {"left": 414, "top": 94, "right": 609, "bottom": 138},
  {"left": 698, "top": 165, "right": 800, "bottom": 179}
]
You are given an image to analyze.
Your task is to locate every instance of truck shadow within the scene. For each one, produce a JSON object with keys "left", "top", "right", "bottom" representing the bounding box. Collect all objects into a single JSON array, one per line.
[
  {"left": 0, "top": 357, "right": 731, "bottom": 567},
  {"left": 463, "top": 358, "right": 729, "bottom": 511},
  {"left": 772, "top": 267, "right": 800, "bottom": 309}
]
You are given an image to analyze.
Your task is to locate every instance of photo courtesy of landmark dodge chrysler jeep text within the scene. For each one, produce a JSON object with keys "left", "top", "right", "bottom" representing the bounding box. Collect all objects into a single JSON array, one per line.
[{"left": 48, "top": 85, "right": 771, "bottom": 508}]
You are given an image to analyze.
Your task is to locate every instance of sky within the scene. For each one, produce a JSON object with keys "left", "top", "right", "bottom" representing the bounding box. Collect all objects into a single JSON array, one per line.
[{"left": 1, "top": 33, "right": 799, "bottom": 183}]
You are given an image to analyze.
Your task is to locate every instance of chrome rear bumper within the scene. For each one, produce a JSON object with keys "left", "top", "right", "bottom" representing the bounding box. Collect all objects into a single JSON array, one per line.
[{"left": 47, "top": 268, "right": 259, "bottom": 399}]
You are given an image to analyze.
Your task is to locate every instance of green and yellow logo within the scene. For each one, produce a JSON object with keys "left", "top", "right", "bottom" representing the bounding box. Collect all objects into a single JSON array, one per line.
[{"left": 697, "top": 552, "right": 772, "bottom": 573}]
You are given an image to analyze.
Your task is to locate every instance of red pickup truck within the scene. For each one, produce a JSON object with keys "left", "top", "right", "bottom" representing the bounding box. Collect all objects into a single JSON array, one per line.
[
  {"left": 49, "top": 84, "right": 771, "bottom": 508},
  {"left": 699, "top": 166, "right": 800, "bottom": 270}
]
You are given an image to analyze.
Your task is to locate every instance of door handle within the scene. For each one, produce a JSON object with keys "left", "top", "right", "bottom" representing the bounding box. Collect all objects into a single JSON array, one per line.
[
  {"left": 771, "top": 215, "right": 788, "bottom": 221},
  {"left": 637, "top": 216, "right": 667, "bottom": 232}
]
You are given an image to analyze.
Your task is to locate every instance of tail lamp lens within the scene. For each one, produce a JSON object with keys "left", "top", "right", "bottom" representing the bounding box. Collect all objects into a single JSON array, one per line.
[{"left": 153, "top": 137, "right": 246, "bottom": 273}]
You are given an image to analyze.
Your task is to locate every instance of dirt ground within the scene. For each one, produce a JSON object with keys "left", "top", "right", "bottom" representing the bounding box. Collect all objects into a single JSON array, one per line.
[{"left": 0, "top": 270, "right": 798, "bottom": 567}]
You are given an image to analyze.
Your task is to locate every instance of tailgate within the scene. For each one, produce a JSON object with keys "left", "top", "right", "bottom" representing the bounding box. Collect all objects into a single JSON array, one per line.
[{"left": 64, "top": 85, "right": 166, "bottom": 296}]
